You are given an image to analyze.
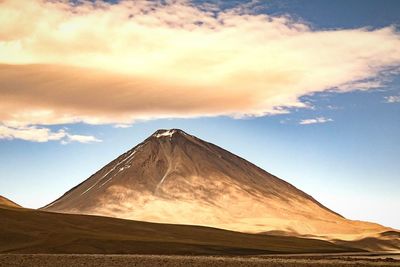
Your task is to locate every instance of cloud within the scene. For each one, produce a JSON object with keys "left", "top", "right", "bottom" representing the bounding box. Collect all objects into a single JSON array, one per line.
[
  {"left": 0, "top": 0, "right": 400, "bottom": 130},
  {"left": 113, "top": 124, "right": 133, "bottom": 129},
  {"left": 299, "top": 117, "right": 333, "bottom": 125},
  {"left": 0, "top": 125, "right": 66, "bottom": 143},
  {"left": 384, "top": 95, "right": 400, "bottom": 103},
  {"left": 63, "top": 134, "right": 102, "bottom": 144},
  {"left": 0, "top": 124, "right": 101, "bottom": 143}
]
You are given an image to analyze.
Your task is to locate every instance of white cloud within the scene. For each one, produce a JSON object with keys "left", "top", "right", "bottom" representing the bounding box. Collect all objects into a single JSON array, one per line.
[
  {"left": 0, "top": 124, "right": 101, "bottom": 143},
  {"left": 384, "top": 95, "right": 400, "bottom": 103},
  {"left": 0, "top": 0, "right": 399, "bottom": 132},
  {"left": 113, "top": 124, "right": 133, "bottom": 128},
  {"left": 299, "top": 117, "right": 333, "bottom": 125},
  {"left": 0, "top": 125, "right": 66, "bottom": 142},
  {"left": 65, "top": 134, "right": 102, "bottom": 144}
]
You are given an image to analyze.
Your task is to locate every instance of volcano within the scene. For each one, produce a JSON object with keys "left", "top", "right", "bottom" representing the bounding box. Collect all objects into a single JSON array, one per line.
[{"left": 43, "top": 129, "right": 392, "bottom": 241}]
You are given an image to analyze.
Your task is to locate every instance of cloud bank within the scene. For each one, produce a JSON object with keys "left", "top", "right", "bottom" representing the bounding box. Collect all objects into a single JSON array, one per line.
[{"left": 1, "top": 0, "right": 400, "bottom": 141}]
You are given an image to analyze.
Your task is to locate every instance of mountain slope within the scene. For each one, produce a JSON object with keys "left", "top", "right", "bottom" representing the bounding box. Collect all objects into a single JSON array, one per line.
[
  {"left": 43, "top": 129, "right": 391, "bottom": 241},
  {"left": 0, "top": 206, "right": 358, "bottom": 254},
  {"left": 0, "top": 195, "right": 21, "bottom": 208}
]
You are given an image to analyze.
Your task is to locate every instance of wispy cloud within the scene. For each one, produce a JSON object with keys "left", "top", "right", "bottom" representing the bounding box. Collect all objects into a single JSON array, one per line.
[
  {"left": 0, "top": 124, "right": 101, "bottom": 143},
  {"left": 0, "top": 0, "right": 400, "bottom": 134},
  {"left": 384, "top": 95, "right": 400, "bottom": 103},
  {"left": 299, "top": 117, "right": 333, "bottom": 125},
  {"left": 61, "top": 134, "right": 102, "bottom": 145},
  {"left": 113, "top": 124, "right": 133, "bottom": 129}
]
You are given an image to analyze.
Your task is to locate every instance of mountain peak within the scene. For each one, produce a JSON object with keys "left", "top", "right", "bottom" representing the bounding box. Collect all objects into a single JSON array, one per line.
[{"left": 152, "top": 128, "right": 187, "bottom": 138}]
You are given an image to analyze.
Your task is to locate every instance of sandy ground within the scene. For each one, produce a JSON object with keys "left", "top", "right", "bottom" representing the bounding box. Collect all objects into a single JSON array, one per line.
[{"left": 0, "top": 254, "right": 399, "bottom": 267}]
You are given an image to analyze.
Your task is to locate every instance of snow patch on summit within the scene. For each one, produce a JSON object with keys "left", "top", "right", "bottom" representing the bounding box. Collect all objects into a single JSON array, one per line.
[{"left": 154, "top": 129, "right": 176, "bottom": 138}]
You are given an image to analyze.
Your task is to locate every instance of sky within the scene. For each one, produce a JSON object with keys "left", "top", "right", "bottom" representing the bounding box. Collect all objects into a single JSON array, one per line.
[{"left": 0, "top": 0, "right": 399, "bottom": 229}]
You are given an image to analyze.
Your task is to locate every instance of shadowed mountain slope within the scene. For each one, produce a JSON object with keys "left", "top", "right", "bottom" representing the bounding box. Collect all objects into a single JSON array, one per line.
[
  {"left": 43, "top": 129, "right": 393, "bottom": 242},
  {"left": 0, "top": 206, "right": 358, "bottom": 255}
]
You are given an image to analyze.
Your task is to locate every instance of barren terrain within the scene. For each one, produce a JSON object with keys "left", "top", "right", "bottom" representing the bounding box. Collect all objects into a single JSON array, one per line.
[
  {"left": 0, "top": 206, "right": 354, "bottom": 255},
  {"left": 0, "top": 254, "right": 399, "bottom": 267}
]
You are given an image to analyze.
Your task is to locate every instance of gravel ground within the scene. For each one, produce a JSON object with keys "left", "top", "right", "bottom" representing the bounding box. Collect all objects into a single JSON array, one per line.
[{"left": 0, "top": 254, "right": 399, "bottom": 267}]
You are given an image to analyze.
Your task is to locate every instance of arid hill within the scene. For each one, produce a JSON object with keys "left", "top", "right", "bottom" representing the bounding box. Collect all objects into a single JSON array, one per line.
[
  {"left": 0, "top": 195, "right": 21, "bottom": 208},
  {"left": 0, "top": 205, "right": 356, "bottom": 255}
]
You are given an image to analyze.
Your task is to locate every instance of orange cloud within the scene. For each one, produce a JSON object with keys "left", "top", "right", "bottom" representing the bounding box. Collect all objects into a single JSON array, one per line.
[{"left": 0, "top": 0, "right": 400, "bottom": 137}]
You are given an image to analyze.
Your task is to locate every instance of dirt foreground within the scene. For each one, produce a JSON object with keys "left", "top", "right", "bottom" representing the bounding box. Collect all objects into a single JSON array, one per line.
[{"left": 0, "top": 254, "right": 399, "bottom": 267}]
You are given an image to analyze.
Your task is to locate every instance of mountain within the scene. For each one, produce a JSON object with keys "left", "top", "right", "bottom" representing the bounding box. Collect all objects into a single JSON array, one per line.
[
  {"left": 0, "top": 205, "right": 357, "bottom": 254},
  {"left": 0, "top": 195, "right": 21, "bottom": 208},
  {"left": 43, "top": 129, "right": 393, "bottom": 242}
]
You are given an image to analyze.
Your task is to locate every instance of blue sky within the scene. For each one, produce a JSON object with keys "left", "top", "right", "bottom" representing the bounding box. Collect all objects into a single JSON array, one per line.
[{"left": 0, "top": 0, "right": 399, "bottom": 229}]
